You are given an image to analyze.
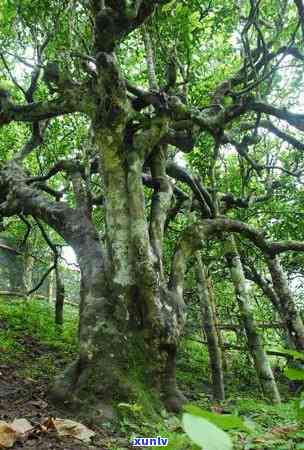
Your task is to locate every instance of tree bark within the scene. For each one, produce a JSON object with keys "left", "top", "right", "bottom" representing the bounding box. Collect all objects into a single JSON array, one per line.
[
  {"left": 266, "top": 255, "right": 304, "bottom": 351},
  {"left": 207, "top": 276, "right": 228, "bottom": 372},
  {"left": 196, "top": 254, "right": 225, "bottom": 401},
  {"left": 224, "top": 235, "right": 281, "bottom": 404},
  {"left": 47, "top": 268, "right": 54, "bottom": 303},
  {"left": 48, "top": 56, "right": 186, "bottom": 413}
]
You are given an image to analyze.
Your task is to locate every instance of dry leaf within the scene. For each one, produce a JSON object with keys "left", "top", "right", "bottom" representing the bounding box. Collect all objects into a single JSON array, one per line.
[
  {"left": 253, "top": 437, "right": 267, "bottom": 443},
  {"left": 0, "top": 422, "right": 17, "bottom": 448},
  {"left": 42, "top": 417, "right": 56, "bottom": 431},
  {"left": 0, "top": 418, "right": 34, "bottom": 448},
  {"left": 10, "top": 419, "right": 33, "bottom": 435},
  {"left": 0, "top": 416, "right": 95, "bottom": 447},
  {"left": 211, "top": 406, "right": 224, "bottom": 414},
  {"left": 270, "top": 425, "right": 298, "bottom": 436},
  {"left": 53, "top": 419, "right": 95, "bottom": 443}
]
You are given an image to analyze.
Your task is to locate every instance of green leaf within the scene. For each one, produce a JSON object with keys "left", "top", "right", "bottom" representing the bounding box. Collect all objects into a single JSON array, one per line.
[
  {"left": 183, "top": 404, "right": 249, "bottom": 432},
  {"left": 295, "top": 394, "right": 304, "bottom": 422},
  {"left": 182, "top": 413, "right": 232, "bottom": 450},
  {"left": 268, "top": 348, "right": 304, "bottom": 361},
  {"left": 284, "top": 367, "right": 304, "bottom": 381},
  {"left": 161, "top": 0, "right": 176, "bottom": 13}
]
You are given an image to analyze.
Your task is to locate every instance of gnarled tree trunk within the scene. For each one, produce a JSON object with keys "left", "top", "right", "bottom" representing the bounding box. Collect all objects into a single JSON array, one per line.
[{"left": 48, "top": 53, "right": 187, "bottom": 413}]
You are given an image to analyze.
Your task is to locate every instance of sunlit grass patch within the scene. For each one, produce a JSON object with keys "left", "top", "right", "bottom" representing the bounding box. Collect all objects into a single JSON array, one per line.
[{"left": 0, "top": 296, "right": 78, "bottom": 372}]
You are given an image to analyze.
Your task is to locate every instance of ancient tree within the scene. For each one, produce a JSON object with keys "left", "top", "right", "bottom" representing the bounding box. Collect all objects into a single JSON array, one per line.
[{"left": 1, "top": 0, "right": 304, "bottom": 410}]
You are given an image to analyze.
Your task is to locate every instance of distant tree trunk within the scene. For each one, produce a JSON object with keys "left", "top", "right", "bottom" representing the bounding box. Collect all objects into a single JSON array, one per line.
[
  {"left": 243, "top": 262, "right": 294, "bottom": 348},
  {"left": 224, "top": 236, "right": 281, "bottom": 404},
  {"left": 8, "top": 261, "right": 23, "bottom": 292},
  {"left": 196, "top": 253, "right": 225, "bottom": 401},
  {"left": 47, "top": 268, "right": 55, "bottom": 303},
  {"left": 207, "top": 276, "right": 228, "bottom": 372},
  {"left": 23, "top": 254, "right": 34, "bottom": 292},
  {"left": 266, "top": 255, "right": 304, "bottom": 351},
  {"left": 55, "top": 266, "right": 64, "bottom": 326}
]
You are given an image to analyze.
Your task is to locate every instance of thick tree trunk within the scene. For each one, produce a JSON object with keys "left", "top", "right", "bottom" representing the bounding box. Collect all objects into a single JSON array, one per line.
[
  {"left": 51, "top": 229, "right": 185, "bottom": 414},
  {"left": 266, "top": 255, "right": 304, "bottom": 351},
  {"left": 196, "top": 254, "right": 225, "bottom": 401},
  {"left": 50, "top": 231, "right": 162, "bottom": 415},
  {"left": 224, "top": 236, "right": 281, "bottom": 404},
  {"left": 49, "top": 72, "right": 186, "bottom": 414}
]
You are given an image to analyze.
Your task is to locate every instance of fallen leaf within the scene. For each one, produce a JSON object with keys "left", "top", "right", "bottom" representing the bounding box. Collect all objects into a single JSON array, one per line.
[
  {"left": 211, "top": 406, "right": 224, "bottom": 414},
  {"left": 0, "top": 422, "right": 17, "bottom": 448},
  {"left": 0, "top": 416, "right": 95, "bottom": 446},
  {"left": 253, "top": 437, "right": 267, "bottom": 443},
  {"left": 42, "top": 417, "right": 56, "bottom": 431},
  {"left": 53, "top": 419, "right": 95, "bottom": 443},
  {"left": 10, "top": 419, "right": 33, "bottom": 435},
  {"left": 270, "top": 425, "right": 298, "bottom": 436}
]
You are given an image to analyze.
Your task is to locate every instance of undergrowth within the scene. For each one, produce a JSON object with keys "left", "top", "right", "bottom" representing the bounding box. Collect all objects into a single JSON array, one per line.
[
  {"left": 0, "top": 296, "right": 303, "bottom": 449},
  {"left": 0, "top": 296, "right": 78, "bottom": 379}
]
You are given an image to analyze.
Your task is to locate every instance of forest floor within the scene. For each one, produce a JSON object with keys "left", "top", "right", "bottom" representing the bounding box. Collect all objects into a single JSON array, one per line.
[
  {"left": 0, "top": 297, "right": 303, "bottom": 450},
  {"left": 0, "top": 299, "right": 134, "bottom": 450},
  {"left": 0, "top": 336, "right": 113, "bottom": 449}
]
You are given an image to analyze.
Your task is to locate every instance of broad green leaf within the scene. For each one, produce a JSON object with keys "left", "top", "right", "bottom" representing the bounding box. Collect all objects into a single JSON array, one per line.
[
  {"left": 182, "top": 413, "right": 232, "bottom": 450},
  {"left": 268, "top": 348, "right": 304, "bottom": 361},
  {"left": 284, "top": 367, "right": 304, "bottom": 381},
  {"left": 184, "top": 404, "right": 249, "bottom": 432}
]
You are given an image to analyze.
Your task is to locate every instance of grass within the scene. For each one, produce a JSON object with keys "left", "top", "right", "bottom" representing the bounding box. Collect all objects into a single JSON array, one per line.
[{"left": 0, "top": 296, "right": 78, "bottom": 379}]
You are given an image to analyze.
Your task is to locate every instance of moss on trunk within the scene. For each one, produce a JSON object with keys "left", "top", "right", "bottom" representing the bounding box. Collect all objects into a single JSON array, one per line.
[{"left": 224, "top": 236, "right": 281, "bottom": 404}]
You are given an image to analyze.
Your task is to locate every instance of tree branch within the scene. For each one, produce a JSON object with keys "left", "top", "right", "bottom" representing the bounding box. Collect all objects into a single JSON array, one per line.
[
  {"left": 248, "top": 101, "right": 304, "bottom": 132},
  {"left": 0, "top": 85, "right": 92, "bottom": 127},
  {"left": 166, "top": 161, "right": 215, "bottom": 218}
]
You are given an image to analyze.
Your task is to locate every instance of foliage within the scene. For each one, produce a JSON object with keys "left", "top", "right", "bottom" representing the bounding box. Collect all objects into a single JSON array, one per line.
[
  {"left": 0, "top": 297, "right": 78, "bottom": 369},
  {"left": 184, "top": 404, "right": 249, "bottom": 432},
  {"left": 183, "top": 412, "right": 232, "bottom": 450}
]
